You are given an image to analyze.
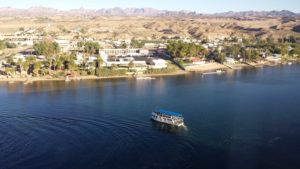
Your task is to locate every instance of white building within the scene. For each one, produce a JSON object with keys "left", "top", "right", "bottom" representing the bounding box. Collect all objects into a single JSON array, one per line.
[
  {"left": 87, "top": 56, "right": 97, "bottom": 64},
  {"left": 55, "top": 39, "right": 77, "bottom": 52},
  {"left": 225, "top": 57, "right": 237, "bottom": 64},
  {"left": 101, "top": 49, "right": 148, "bottom": 56},
  {"left": 147, "top": 58, "right": 168, "bottom": 69}
]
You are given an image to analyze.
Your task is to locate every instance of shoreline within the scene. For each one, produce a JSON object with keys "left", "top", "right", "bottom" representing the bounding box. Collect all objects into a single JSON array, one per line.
[
  {"left": 0, "top": 62, "right": 298, "bottom": 83},
  {"left": 0, "top": 70, "right": 188, "bottom": 83}
]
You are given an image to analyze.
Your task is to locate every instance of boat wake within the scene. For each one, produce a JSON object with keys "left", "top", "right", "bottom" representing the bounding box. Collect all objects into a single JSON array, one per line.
[
  {"left": 151, "top": 120, "right": 188, "bottom": 135},
  {"left": 0, "top": 113, "right": 152, "bottom": 169}
]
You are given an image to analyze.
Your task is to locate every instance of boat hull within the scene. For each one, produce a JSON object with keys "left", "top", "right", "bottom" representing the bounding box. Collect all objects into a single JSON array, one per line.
[{"left": 151, "top": 112, "right": 184, "bottom": 126}]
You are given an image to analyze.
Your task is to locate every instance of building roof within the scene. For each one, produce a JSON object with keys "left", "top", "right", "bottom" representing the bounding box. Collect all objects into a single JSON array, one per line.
[
  {"left": 152, "top": 58, "right": 167, "bottom": 64},
  {"left": 157, "top": 109, "right": 182, "bottom": 117}
]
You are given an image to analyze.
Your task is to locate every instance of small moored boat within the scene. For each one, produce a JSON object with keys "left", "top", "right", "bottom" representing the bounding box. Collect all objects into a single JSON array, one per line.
[
  {"left": 65, "top": 76, "right": 71, "bottom": 82},
  {"left": 151, "top": 109, "right": 184, "bottom": 126},
  {"left": 136, "top": 77, "right": 156, "bottom": 80},
  {"left": 216, "top": 70, "right": 223, "bottom": 73}
]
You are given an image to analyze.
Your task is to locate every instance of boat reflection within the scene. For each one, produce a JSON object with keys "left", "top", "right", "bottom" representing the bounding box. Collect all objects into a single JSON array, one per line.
[{"left": 151, "top": 120, "right": 188, "bottom": 135}]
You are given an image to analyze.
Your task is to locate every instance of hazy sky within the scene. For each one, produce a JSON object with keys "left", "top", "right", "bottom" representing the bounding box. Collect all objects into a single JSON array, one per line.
[{"left": 0, "top": 0, "right": 299, "bottom": 13}]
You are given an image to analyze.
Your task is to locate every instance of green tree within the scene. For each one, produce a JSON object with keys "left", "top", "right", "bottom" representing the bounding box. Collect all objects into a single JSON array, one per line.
[
  {"left": 250, "top": 49, "right": 259, "bottom": 61},
  {"left": 226, "top": 45, "right": 241, "bottom": 58},
  {"left": 96, "top": 56, "right": 103, "bottom": 69},
  {"left": 16, "top": 59, "right": 23, "bottom": 72},
  {"left": 77, "top": 42, "right": 85, "bottom": 48},
  {"left": 6, "top": 55, "right": 14, "bottom": 65},
  {"left": 120, "top": 43, "right": 127, "bottom": 49},
  {"left": 33, "top": 61, "right": 42, "bottom": 76},
  {"left": 84, "top": 42, "right": 100, "bottom": 54},
  {"left": 22, "top": 60, "right": 30, "bottom": 73},
  {"left": 80, "top": 28, "right": 87, "bottom": 34},
  {"left": 128, "top": 60, "right": 134, "bottom": 70},
  {"left": 244, "top": 49, "right": 252, "bottom": 61},
  {"left": 5, "top": 42, "right": 17, "bottom": 48},
  {"left": 111, "top": 64, "right": 117, "bottom": 71},
  {"left": 26, "top": 55, "right": 36, "bottom": 64},
  {"left": 130, "top": 39, "right": 145, "bottom": 48},
  {"left": 40, "top": 68, "right": 48, "bottom": 76},
  {"left": 167, "top": 41, "right": 207, "bottom": 58},
  {"left": 53, "top": 59, "right": 62, "bottom": 71},
  {"left": 266, "top": 37, "right": 274, "bottom": 44},
  {"left": 5, "top": 67, "right": 15, "bottom": 76},
  {"left": 215, "top": 52, "right": 225, "bottom": 63},
  {"left": 0, "top": 40, "right": 5, "bottom": 50},
  {"left": 33, "top": 40, "right": 60, "bottom": 58},
  {"left": 280, "top": 45, "right": 288, "bottom": 56},
  {"left": 17, "top": 59, "right": 23, "bottom": 66},
  {"left": 290, "top": 45, "right": 300, "bottom": 57}
]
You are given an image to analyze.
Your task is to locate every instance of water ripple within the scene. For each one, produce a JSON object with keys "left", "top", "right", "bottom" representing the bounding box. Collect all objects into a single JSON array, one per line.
[{"left": 0, "top": 114, "right": 155, "bottom": 169}]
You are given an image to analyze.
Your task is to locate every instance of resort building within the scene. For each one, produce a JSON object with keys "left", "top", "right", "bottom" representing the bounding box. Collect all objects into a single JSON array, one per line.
[
  {"left": 54, "top": 39, "right": 77, "bottom": 52},
  {"left": 100, "top": 49, "right": 149, "bottom": 56}
]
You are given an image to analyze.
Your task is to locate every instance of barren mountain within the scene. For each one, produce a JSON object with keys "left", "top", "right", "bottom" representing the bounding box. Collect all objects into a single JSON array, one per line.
[
  {"left": 0, "top": 7, "right": 299, "bottom": 40},
  {"left": 0, "top": 7, "right": 299, "bottom": 17}
]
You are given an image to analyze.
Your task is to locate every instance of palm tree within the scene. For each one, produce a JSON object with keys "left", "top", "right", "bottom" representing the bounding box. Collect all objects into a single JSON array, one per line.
[
  {"left": 17, "top": 58, "right": 22, "bottom": 66},
  {"left": 21, "top": 60, "right": 30, "bottom": 74},
  {"left": 5, "top": 67, "right": 15, "bottom": 76},
  {"left": 67, "top": 59, "right": 76, "bottom": 72},
  {"left": 111, "top": 64, "right": 117, "bottom": 71},
  {"left": 56, "top": 59, "right": 63, "bottom": 71},
  {"left": 128, "top": 60, "right": 134, "bottom": 70},
  {"left": 33, "top": 61, "right": 42, "bottom": 76},
  {"left": 6, "top": 55, "right": 14, "bottom": 65},
  {"left": 96, "top": 56, "right": 103, "bottom": 69},
  {"left": 26, "top": 55, "right": 36, "bottom": 64}
]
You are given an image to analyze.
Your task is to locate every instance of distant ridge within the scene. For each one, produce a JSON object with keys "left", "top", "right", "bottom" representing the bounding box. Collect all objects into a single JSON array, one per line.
[
  {"left": 213, "top": 10, "right": 298, "bottom": 17},
  {"left": 0, "top": 6, "right": 299, "bottom": 17}
]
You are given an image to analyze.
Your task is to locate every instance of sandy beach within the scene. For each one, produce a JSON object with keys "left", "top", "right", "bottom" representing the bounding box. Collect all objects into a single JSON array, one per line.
[{"left": 185, "top": 62, "right": 229, "bottom": 72}]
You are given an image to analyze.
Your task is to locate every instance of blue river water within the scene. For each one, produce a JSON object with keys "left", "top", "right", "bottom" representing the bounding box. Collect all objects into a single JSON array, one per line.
[{"left": 0, "top": 65, "right": 300, "bottom": 169}]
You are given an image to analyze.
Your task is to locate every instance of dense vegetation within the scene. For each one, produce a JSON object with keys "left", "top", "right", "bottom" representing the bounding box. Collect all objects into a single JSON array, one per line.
[
  {"left": 33, "top": 41, "right": 60, "bottom": 57},
  {"left": 0, "top": 40, "right": 17, "bottom": 49},
  {"left": 83, "top": 42, "right": 100, "bottom": 54},
  {"left": 2, "top": 35, "right": 300, "bottom": 77},
  {"left": 166, "top": 41, "right": 208, "bottom": 58},
  {"left": 215, "top": 37, "right": 300, "bottom": 63},
  {"left": 78, "top": 41, "right": 101, "bottom": 54},
  {"left": 130, "top": 39, "right": 145, "bottom": 48}
]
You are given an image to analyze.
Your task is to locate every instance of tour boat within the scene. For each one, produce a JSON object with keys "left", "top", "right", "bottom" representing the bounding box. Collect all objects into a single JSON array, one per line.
[
  {"left": 151, "top": 109, "right": 184, "bottom": 126},
  {"left": 288, "top": 62, "right": 292, "bottom": 65}
]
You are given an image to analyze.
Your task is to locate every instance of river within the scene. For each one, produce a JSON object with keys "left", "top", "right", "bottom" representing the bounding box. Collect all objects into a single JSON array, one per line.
[{"left": 0, "top": 65, "right": 300, "bottom": 169}]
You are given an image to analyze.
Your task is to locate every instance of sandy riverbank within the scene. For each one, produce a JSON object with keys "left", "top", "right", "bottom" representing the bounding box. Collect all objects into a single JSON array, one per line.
[
  {"left": 0, "top": 61, "right": 298, "bottom": 83},
  {"left": 0, "top": 70, "right": 188, "bottom": 83},
  {"left": 185, "top": 63, "right": 229, "bottom": 72}
]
